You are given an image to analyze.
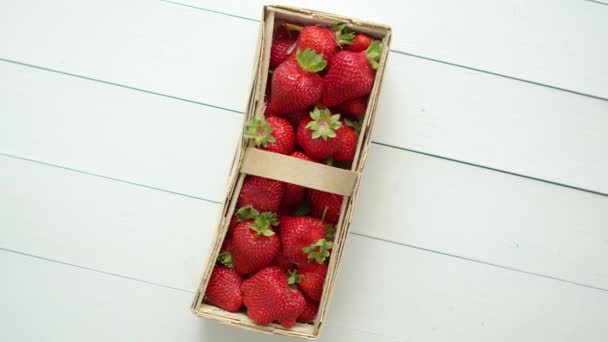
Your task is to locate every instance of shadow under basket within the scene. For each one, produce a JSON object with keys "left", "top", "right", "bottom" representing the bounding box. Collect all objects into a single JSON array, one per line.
[{"left": 191, "top": 5, "right": 392, "bottom": 339}]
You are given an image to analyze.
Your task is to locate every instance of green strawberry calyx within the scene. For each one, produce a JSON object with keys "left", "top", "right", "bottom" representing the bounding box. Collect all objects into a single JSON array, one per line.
[
  {"left": 217, "top": 251, "right": 234, "bottom": 268},
  {"left": 366, "top": 40, "right": 382, "bottom": 70},
  {"left": 306, "top": 108, "right": 342, "bottom": 141},
  {"left": 244, "top": 118, "right": 276, "bottom": 148},
  {"left": 344, "top": 118, "right": 362, "bottom": 135},
  {"left": 235, "top": 205, "right": 260, "bottom": 222},
  {"left": 303, "top": 238, "right": 334, "bottom": 264},
  {"left": 333, "top": 22, "right": 355, "bottom": 45},
  {"left": 296, "top": 48, "right": 327, "bottom": 73},
  {"left": 325, "top": 224, "right": 336, "bottom": 240},
  {"left": 287, "top": 269, "right": 303, "bottom": 288},
  {"left": 248, "top": 212, "right": 279, "bottom": 236}
]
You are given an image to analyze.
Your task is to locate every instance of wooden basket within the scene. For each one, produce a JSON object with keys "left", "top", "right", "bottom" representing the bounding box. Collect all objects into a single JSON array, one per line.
[{"left": 191, "top": 5, "right": 392, "bottom": 339}]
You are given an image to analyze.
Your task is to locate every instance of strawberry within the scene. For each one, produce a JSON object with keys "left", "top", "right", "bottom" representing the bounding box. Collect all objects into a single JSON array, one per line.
[
  {"left": 291, "top": 263, "right": 327, "bottom": 301},
  {"left": 321, "top": 41, "right": 382, "bottom": 107},
  {"left": 274, "top": 252, "right": 296, "bottom": 272},
  {"left": 284, "top": 110, "right": 309, "bottom": 129},
  {"left": 333, "top": 124, "right": 358, "bottom": 163},
  {"left": 237, "top": 176, "right": 285, "bottom": 213},
  {"left": 280, "top": 216, "right": 333, "bottom": 265},
  {"left": 266, "top": 49, "right": 326, "bottom": 115},
  {"left": 344, "top": 33, "right": 373, "bottom": 52},
  {"left": 231, "top": 213, "right": 281, "bottom": 275},
  {"left": 206, "top": 265, "right": 243, "bottom": 312},
  {"left": 218, "top": 237, "right": 234, "bottom": 268},
  {"left": 336, "top": 96, "right": 367, "bottom": 116},
  {"left": 228, "top": 205, "right": 260, "bottom": 234},
  {"left": 297, "top": 295, "right": 319, "bottom": 323},
  {"left": 283, "top": 151, "right": 317, "bottom": 206},
  {"left": 244, "top": 116, "right": 295, "bottom": 155},
  {"left": 241, "top": 266, "right": 306, "bottom": 328},
  {"left": 290, "top": 24, "right": 354, "bottom": 64},
  {"left": 309, "top": 190, "right": 343, "bottom": 224},
  {"left": 297, "top": 108, "right": 342, "bottom": 159},
  {"left": 270, "top": 31, "right": 297, "bottom": 69}
]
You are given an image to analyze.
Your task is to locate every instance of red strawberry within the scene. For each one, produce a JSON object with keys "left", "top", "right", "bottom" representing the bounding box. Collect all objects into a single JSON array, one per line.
[
  {"left": 206, "top": 266, "right": 243, "bottom": 312},
  {"left": 336, "top": 97, "right": 367, "bottom": 116},
  {"left": 292, "top": 263, "right": 327, "bottom": 301},
  {"left": 266, "top": 49, "right": 326, "bottom": 115},
  {"left": 297, "top": 108, "right": 342, "bottom": 159},
  {"left": 284, "top": 110, "right": 309, "bottom": 129},
  {"left": 297, "top": 296, "right": 319, "bottom": 323},
  {"left": 244, "top": 116, "right": 295, "bottom": 155},
  {"left": 228, "top": 205, "right": 260, "bottom": 234},
  {"left": 280, "top": 216, "right": 333, "bottom": 265},
  {"left": 309, "top": 190, "right": 343, "bottom": 224},
  {"left": 290, "top": 24, "right": 354, "bottom": 64},
  {"left": 274, "top": 252, "right": 296, "bottom": 272},
  {"left": 270, "top": 34, "right": 297, "bottom": 69},
  {"left": 241, "top": 266, "right": 306, "bottom": 328},
  {"left": 333, "top": 124, "right": 358, "bottom": 163},
  {"left": 321, "top": 41, "right": 382, "bottom": 107},
  {"left": 218, "top": 238, "right": 234, "bottom": 268},
  {"left": 231, "top": 213, "right": 281, "bottom": 275},
  {"left": 237, "top": 176, "right": 285, "bottom": 213},
  {"left": 283, "top": 151, "right": 317, "bottom": 206},
  {"left": 344, "top": 33, "right": 373, "bottom": 52}
]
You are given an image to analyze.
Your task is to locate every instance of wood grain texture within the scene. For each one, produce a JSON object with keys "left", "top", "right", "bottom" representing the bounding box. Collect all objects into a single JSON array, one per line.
[
  {"left": 173, "top": 0, "right": 608, "bottom": 99},
  {"left": 1, "top": 1, "right": 606, "bottom": 193},
  {"left": 1, "top": 63, "right": 607, "bottom": 289}
]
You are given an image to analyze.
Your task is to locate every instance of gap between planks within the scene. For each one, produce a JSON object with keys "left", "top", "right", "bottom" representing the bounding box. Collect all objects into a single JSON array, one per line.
[{"left": 1, "top": 152, "right": 607, "bottom": 294}]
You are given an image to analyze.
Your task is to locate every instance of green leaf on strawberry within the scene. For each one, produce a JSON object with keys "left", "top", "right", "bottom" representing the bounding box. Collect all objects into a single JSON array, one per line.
[
  {"left": 366, "top": 40, "right": 383, "bottom": 70},
  {"left": 248, "top": 212, "right": 278, "bottom": 236},
  {"left": 235, "top": 205, "right": 260, "bottom": 222},
  {"left": 296, "top": 48, "right": 327, "bottom": 73},
  {"left": 306, "top": 107, "right": 342, "bottom": 141},
  {"left": 287, "top": 269, "right": 303, "bottom": 286},
  {"left": 333, "top": 22, "right": 355, "bottom": 45},
  {"left": 344, "top": 118, "right": 362, "bottom": 135},
  {"left": 217, "top": 251, "right": 234, "bottom": 268},
  {"left": 244, "top": 118, "right": 276, "bottom": 148},
  {"left": 303, "top": 238, "right": 334, "bottom": 264}
]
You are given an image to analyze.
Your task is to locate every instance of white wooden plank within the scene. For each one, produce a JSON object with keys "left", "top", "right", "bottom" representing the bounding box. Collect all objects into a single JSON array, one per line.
[
  {"left": 0, "top": 251, "right": 395, "bottom": 342},
  {"left": 3, "top": 223, "right": 608, "bottom": 341},
  {"left": 0, "top": 60, "right": 242, "bottom": 201},
  {"left": 0, "top": 154, "right": 217, "bottom": 291},
  {"left": 0, "top": 0, "right": 259, "bottom": 111},
  {"left": 357, "top": 144, "right": 608, "bottom": 289},
  {"left": 175, "top": 0, "right": 608, "bottom": 99},
  {"left": 1, "top": 62, "right": 608, "bottom": 289},
  {"left": 2, "top": 4, "right": 607, "bottom": 194}
]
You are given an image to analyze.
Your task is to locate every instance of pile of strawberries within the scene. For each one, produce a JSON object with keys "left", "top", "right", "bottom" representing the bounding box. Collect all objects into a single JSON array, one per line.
[{"left": 204, "top": 21, "right": 380, "bottom": 328}]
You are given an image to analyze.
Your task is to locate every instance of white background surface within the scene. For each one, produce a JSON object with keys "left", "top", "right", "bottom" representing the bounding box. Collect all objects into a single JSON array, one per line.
[{"left": 1, "top": 0, "right": 608, "bottom": 341}]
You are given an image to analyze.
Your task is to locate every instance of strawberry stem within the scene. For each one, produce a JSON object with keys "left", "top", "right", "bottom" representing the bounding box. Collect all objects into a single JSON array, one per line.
[
  {"left": 303, "top": 238, "right": 334, "bottom": 264},
  {"left": 287, "top": 269, "right": 303, "bottom": 286},
  {"left": 244, "top": 118, "right": 276, "bottom": 148},
  {"left": 235, "top": 205, "right": 260, "bottom": 222},
  {"left": 333, "top": 22, "right": 354, "bottom": 45},
  {"left": 248, "top": 212, "right": 278, "bottom": 236},
  {"left": 284, "top": 22, "right": 303, "bottom": 32},
  {"left": 217, "top": 252, "right": 234, "bottom": 268},
  {"left": 296, "top": 48, "right": 327, "bottom": 73},
  {"left": 305, "top": 108, "right": 342, "bottom": 141},
  {"left": 366, "top": 40, "right": 382, "bottom": 70}
]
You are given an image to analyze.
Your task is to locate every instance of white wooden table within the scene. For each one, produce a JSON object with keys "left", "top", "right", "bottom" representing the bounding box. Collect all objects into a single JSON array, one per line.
[{"left": 1, "top": 0, "right": 608, "bottom": 341}]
